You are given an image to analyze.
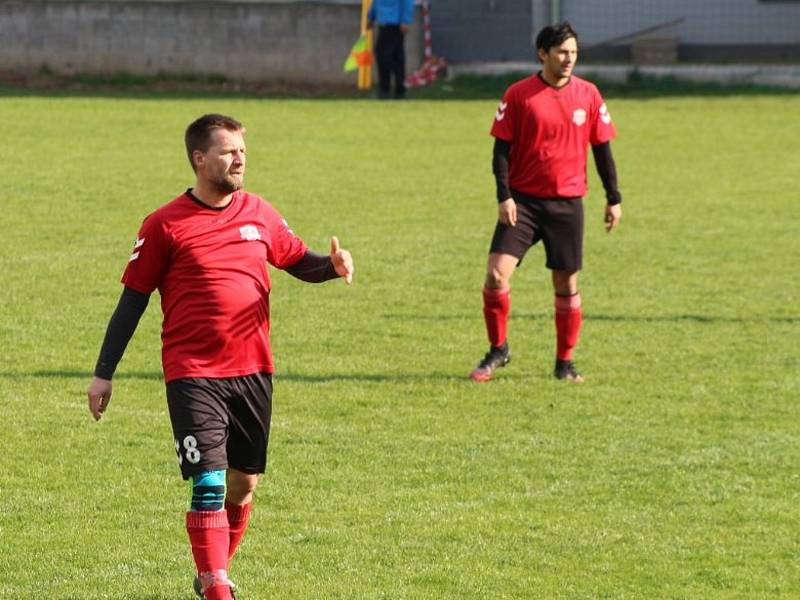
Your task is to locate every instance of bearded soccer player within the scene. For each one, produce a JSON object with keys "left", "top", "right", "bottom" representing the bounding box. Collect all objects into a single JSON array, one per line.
[
  {"left": 470, "top": 22, "right": 622, "bottom": 383},
  {"left": 86, "top": 114, "right": 354, "bottom": 599}
]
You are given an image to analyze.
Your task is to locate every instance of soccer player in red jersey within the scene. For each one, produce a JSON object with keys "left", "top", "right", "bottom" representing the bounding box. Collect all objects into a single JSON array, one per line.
[
  {"left": 470, "top": 22, "right": 623, "bottom": 383},
  {"left": 86, "top": 114, "right": 354, "bottom": 599}
]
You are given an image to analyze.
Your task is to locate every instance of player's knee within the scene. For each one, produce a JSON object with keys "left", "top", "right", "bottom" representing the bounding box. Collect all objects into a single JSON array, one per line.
[
  {"left": 226, "top": 471, "right": 259, "bottom": 504},
  {"left": 191, "top": 470, "right": 226, "bottom": 512},
  {"left": 485, "top": 269, "right": 509, "bottom": 290},
  {"left": 552, "top": 270, "right": 578, "bottom": 295}
]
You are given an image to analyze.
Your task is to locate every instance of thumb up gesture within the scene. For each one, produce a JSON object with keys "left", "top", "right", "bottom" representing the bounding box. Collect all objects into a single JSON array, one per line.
[{"left": 330, "top": 236, "right": 354, "bottom": 284}]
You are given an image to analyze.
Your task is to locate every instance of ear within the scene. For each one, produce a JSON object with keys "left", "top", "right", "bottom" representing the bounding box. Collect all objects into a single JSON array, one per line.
[
  {"left": 192, "top": 149, "right": 205, "bottom": 170},
  {"left": 537, "top": 47, "right": 548, "bottom": 63}
]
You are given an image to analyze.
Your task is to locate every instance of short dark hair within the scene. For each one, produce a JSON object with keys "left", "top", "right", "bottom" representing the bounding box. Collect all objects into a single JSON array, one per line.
[
  {"left": 535, "top": 21, "right": 578, "bottom": 56},
  {"left": 185, "top": 114, "right": 244, "bottom": 171}
]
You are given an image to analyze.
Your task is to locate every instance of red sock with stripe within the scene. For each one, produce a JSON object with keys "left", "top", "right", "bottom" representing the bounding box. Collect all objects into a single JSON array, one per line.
[
  {"left": 186, "top": 510, "right": 233, "bottom": 600},
  {"left": 226, "top": 501, "right": 252, "bottom": 562},
  {"left": 483, "top": 286, "right": 510, "bottom": 348},
  {"left": 555, "top": 293, "right": 582, "bottom": 361}
]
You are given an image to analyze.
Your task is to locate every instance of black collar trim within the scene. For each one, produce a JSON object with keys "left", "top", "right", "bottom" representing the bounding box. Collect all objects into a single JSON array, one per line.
[
  {"left": 185, "top": 188, "right": 234, "bottom": 211},
  {"left": 537, "top": 71, "right": 572, "bottom": 90}
]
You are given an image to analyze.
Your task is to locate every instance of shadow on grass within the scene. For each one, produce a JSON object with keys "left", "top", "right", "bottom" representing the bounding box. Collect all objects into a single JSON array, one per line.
[
  {"left": 63, "top": 596, "right": 188, "bottom": 600},
  {"left": 0, "top": 370, "right": 163, "bottom": 380},
  {"left": 383, "top": 312, "right": 800, "bottom": 324},
  {"left": 277, "top": 372, "right": 466, "bottom": 384},
  {"left": 0, "top": 369, "right": 469, "bottom": 384},
  {"left": 414, "top": 71, "right": 800, "bottom": 100},
  {"left": 1, "top": 71, "right": 797, "bottom": 101}
]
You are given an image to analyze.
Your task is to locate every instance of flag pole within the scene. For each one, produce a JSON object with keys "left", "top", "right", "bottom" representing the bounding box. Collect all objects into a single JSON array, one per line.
[{"left": 359, "top": 0, "right": 373, "bottom": 89}]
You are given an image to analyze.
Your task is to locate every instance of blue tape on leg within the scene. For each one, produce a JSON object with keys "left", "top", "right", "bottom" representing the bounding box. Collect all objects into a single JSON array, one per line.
[{"left": 191, "top": 470, "right": 226, "bottom": 512}]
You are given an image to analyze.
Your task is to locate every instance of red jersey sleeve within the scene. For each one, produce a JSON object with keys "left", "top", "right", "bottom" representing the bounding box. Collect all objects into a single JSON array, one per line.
[
  {"left": 589, "top": 86, "right": 616, "bottom": 145},
  {"left": 121, "top": 212, "right": 170, "bottom": 294},
  {"left": 490, "top": 88, "right": 515, "bottom": 142},
  {"left": 262, "top": 203, "right": 308, "bottom": 269}
]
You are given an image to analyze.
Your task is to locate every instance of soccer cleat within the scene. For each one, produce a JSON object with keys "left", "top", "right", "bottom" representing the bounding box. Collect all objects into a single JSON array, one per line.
[
  {"left": 554, "top": 359, "right": 584, "bottom": 383},
  {"left": 194, "top": 576, "right": 237, "bottom": 599},
  {"left": 469, "top": 344, "right": 511, "bottom": 382}
]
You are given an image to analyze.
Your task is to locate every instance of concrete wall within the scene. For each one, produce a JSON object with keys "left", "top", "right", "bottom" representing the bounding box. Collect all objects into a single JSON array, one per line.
[
  {"left": 427, "top": 0, "right": 533, "bottom": 63},
  {"left": 0, "top": 0, "right": 422, "bottom": 84},
  {"left": 429, "top": 0, "right": 800, "bottom": 64},
  {"left": 1, "top": 0, "right": 796, "bottom": 80}
]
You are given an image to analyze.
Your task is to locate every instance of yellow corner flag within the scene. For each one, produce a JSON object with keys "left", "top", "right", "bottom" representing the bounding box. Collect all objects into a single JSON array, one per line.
[{"left": 344, "top": 35, "right": 372, "bottom": 72}]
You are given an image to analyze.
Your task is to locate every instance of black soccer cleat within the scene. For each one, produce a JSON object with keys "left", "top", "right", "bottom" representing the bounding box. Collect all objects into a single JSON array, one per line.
[
  {"left": 554, "top": 359, "right": 584, "bottom": 383},
  {"left": 470, "top": 343, "right": 511, "bottom": 382}
]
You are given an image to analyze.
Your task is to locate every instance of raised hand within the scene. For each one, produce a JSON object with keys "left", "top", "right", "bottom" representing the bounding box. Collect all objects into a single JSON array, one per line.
[{"left": 330, "top": 236, "right": 354, "bottom": 284}]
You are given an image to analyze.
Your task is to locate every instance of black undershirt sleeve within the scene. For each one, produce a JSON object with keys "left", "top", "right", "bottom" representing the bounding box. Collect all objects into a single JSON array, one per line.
[
  {"left": 492, "top": 138, "right": 512, "bottom": 203},
  {"left": 285, "top": 250, "right": 339, "bottom": 283},
  {"left": 93, "top": 286, "right": 150, "bottom": 380},
  {"left": 591, "top": 142, "right": 622, "bottom": 205}
]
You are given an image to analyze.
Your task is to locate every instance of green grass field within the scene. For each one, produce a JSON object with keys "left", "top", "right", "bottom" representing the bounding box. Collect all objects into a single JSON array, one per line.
[{"left": 1, "top": 85, "right": 798, "bottom": 599}]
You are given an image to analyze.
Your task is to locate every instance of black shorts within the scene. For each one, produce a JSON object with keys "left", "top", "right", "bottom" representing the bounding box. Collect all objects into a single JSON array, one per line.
[
  {"left": 489, "top": 192, "right": 584, "bottom": 271},
  {"left": 166, "top": 372, "right": 273, "bottom": 480}
]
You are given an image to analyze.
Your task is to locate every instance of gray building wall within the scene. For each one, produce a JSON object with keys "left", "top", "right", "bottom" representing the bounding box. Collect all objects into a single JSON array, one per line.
[
  {"left": 429, "top": 0, "right": 800, "bottom": 63},
  {"left": 0, "top": 1, "right": 797, "bottom": 83},
  {"left": 0, "top": 0, "right": 422, "bottom": 84}
]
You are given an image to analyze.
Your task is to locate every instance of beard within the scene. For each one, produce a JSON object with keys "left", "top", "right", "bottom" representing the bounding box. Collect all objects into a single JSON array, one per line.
[{"left": 209, "top": 171, "right": 244, "bottom": 195}]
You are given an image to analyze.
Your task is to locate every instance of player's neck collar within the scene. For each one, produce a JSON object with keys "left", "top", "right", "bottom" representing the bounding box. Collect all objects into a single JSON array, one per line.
[
  {"left": 185, "top": 188, "right": 236, "bottom": 211},
  {"left": 537, "top": 71, "right": 572, "bottom": 90}
]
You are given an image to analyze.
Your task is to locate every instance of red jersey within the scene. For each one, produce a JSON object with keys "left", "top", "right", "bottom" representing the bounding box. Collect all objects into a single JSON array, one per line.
[
  {"left": 490, "top": 73, "right": 616, "bottom": 199},
  {"left": 121, "top": 190, "right": 307, "bottom": 382}
]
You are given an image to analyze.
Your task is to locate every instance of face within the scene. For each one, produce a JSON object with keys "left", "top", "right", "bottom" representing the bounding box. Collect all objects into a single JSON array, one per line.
[
  {"left": 539, "top": 36, "right": 578, "bottom": 81},
  {"left": 194, "top": 128, "right": 246, "bottom": 194}
]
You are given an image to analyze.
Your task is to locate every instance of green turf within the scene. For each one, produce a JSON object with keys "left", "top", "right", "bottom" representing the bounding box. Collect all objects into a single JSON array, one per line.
[{"left": 1, "top": 88, "right": 798, "bottom": 599}]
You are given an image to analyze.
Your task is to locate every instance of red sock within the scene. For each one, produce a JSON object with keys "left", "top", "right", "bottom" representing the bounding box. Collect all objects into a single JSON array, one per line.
[
  {"left": 186, "top": 511, "right": 233, "bottom": 600},
  {"left": 226, "top": 501, "right": 252, "bottom": 562},
  {"left": 483, "top": 286, "right": 510, "bottom": 348},
  {"left": 555, "top": 293, "right": 582, "bottom": 361}
]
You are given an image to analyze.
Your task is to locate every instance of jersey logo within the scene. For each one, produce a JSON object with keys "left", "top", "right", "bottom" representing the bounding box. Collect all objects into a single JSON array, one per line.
[
  {"left": 239, "top": 225, "right": 261, "bottom": 241},
  {"left": 494, "top": 101, "right": 508, "bottom": 122},
  {"left": 572, "top": 108, "right": 587, "bottom": 126},
  {"left": 600, "top": 103, "right": 612, "bottom": 124},
  {"left": 129, "top": 237, "right": 145, "bottom": 262}
]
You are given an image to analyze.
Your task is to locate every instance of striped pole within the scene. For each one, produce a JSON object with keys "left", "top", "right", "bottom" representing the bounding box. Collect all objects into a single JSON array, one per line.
[
  {"left": 405, "top": 0, "right": 446, "bottom": 88},
  {"left": 359, "top": 0, "right": 373, "bottom": 90},
  {"left": 421, "top": 0, "right": 432, "bottom": 60}
]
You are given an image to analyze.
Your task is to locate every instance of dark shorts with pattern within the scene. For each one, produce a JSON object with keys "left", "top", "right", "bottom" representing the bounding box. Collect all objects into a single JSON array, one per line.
[
  {"left": 166, "top": 372, "right": 273, "bottom": 480},
  {"left": 489, "top": 191, "right": 584, "bottom": 271}
]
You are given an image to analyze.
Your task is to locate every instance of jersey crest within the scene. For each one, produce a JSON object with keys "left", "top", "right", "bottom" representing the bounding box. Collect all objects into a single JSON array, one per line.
[
  {"left": 239, "top": 225, "right": 261, "bottom": 241},
  {"left": 572, "top": 108, "right": 587, "bottom": 126}
]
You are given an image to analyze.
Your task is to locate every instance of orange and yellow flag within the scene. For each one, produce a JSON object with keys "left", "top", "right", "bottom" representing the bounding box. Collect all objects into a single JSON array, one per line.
[{"left": 344, "top": 35, "right": 372, "bottom": 72}]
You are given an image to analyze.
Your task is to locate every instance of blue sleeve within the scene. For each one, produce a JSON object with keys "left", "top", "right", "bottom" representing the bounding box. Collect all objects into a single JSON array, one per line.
[
  {"left": 401, "top": 0, "right": 415, "bottom": 25},
  {"left": 367, "top": 3, "right": 376, "bottom": 22}
]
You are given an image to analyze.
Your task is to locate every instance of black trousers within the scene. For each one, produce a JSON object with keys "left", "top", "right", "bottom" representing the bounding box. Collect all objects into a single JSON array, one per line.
[{"left": 375, "top": 25, "right": 406, "bottom": 98}]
